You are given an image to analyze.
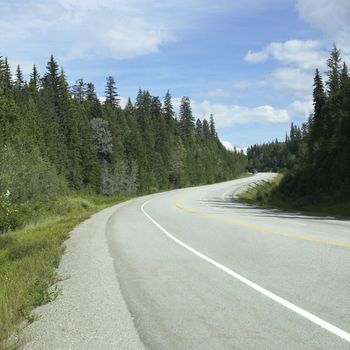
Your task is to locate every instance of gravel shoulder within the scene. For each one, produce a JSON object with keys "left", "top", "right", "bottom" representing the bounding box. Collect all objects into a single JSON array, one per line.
[{"left": 23, "top": 200, "right": 145, "bottom": 350}]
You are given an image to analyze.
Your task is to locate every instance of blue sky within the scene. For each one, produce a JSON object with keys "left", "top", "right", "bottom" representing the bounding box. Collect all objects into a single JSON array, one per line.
[{"left": 1, "top": 0, "right": 350, "bottom": 150}]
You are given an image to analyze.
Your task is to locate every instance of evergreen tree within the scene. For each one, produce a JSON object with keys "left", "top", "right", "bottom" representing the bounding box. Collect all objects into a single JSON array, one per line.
[
  {"left": 195, "top": 118, "right": 203, "bottom": 135},
  {"left": 326, "top": 44, "right": 342, "bottom": 96},
  {"left": 151, "top": 96, "right": 162, "bottom": 118},
  {"left": 72, "top": 79, "right": 86, "bottom": 102},
  {"left": 163, "top": 90, "right": 174, "bottom": 121},
  {"left": 105, "top": 76, "right": 119, "bottom": 108},
  {"left": 29, "top": 64, "right": 40, "bottom": 92},
  {"left": 179, "top": 96, "right": 195, "bottom": 142},
  {"left": 14, "top": 65, "right": 25, "bottom": 91},
  {"left": 86, "top": 82, "right": 98, "bottom": 101},
  {"left": 42, "top": 55, "right": 60, "bottom": 95},
  {"left": 309, "top": 68, "right": 326, "bottom": 158},
  {"left": 0, "top": 53, "right": 247, "bottom": 203},
  {"left": 209, "top": 114, "right": 217, "bottom": 138},
  {"left": 125, "top": 97, "right": 134, "bottom": 115},
  {"left": 340, "top": 62, "right": 349, "bottom": 90}
]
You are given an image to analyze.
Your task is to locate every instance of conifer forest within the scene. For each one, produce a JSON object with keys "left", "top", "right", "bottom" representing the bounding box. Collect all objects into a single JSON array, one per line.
[
  {"left": 247, "top": 46, "right": 350, "bottom": 202},
  {"left": 0, "top": 54, "right": 246, "bottom": 229}
]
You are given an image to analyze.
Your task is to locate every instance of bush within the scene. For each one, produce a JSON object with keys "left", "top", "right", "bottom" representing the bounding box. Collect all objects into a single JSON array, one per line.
[
  {"left": 0, "top": 191, "right": 24, "bottom": 233},
  {"left": 0, "top": 142, "right": 68, "bottom": 203}
]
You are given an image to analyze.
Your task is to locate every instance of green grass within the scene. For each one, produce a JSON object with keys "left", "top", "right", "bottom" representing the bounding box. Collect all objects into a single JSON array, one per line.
[
  {"left": 238, "top": 174, "right": 350, "bottom": 219},
  {"left": 0, "top": 195, "right": 127, "bottom": 350}
]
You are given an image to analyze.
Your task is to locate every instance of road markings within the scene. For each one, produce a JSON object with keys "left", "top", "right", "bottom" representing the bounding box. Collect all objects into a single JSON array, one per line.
[
  {"left": 293, "top": 221, "right": 307, "bottom": 226},
  {"left": 141, "top": 196, "right": 350, "bottom": 343},
  {"left": 172, "top": 193, "right": 350, "bottom": 248}
]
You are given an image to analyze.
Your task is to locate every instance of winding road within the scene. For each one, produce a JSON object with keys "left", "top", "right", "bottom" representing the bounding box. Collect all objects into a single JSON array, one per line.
[{"left": 107, "top": 173, "right": 350, "bottom": 349}]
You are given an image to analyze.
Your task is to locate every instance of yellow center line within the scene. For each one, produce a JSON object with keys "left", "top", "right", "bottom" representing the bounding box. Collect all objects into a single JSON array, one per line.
[{"left": 172, "top": 192, "right": 350, "bottom": 248}]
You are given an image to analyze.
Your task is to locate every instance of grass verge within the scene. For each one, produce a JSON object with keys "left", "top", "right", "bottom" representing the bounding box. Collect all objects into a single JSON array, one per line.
[
  {"left": 238, "top": 174, "right": 350, "bottom": 219},
  {"left": 0, "top": 195, "right": 127, "bottom": 350}
]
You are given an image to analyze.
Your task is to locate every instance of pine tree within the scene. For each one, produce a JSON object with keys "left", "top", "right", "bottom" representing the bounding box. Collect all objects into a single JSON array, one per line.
[
  {"left": 209, "top": 114, "right": 217, "bottom": 138},
  {"left": 86, "top": 82, "right": 97, "bottom": 101},
  {"left": 105, "top": 76, "right": 119, "bottom": 108},
  {"left": 340, "top": 62, "right": 349, "bottom": 90},
  {"left": 163, "top": 90, "right": 174, "bottom": 121},
  {"left": 42, "top": 55, "right": 60, "bottom": 94},
  {"left": 202, "top": 118, "right": 210, "bottom": 138},
  {"left": 0, "top": 57, "right": 13, "bottom": 94},
  {"left": 326, "top": 44, "right": 341, "bottom": 96},
  {"left": 29, "top": 64, "right": 40, "bottom": 92},
  {"left": 309, "top": 68, "right": 326, "bottom": 156},
  {"left": 179, "top": 96, "right": 195, "bottom": 142},
  {"left": 15, "top": 65, "right": 25, "bottom": 91},
  {"left": 0, "top": 52, "right": 248, "bottom": 202},
  {"left": 72, "top": 79, "right": 86, "bottom": 102},
  {"left": 195, "top": 118, "right": 203, "bottom": 135},
  {"left": 125, "top": 97, "right": 134, "bottom": 116},
  {"left": 151, "top": 96, "right": 162, "bottom": 118}
]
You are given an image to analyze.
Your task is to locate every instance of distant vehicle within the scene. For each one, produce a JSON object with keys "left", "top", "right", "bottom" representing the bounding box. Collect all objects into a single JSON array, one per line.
[{"left": 246, "top": 166, "right": 258, "bottom": 174}]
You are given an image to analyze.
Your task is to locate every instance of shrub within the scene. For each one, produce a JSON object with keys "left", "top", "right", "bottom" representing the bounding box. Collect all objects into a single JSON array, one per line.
[
  {"left": 0, "top": 191, "right": 24, "bottom": 233},
  {"left": 0, "top": 142, "right": 68, "bottom": 203}
]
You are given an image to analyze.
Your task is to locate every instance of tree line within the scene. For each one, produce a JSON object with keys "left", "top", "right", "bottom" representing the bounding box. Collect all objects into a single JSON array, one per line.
[
  {"left": 0, "top": 55, "right": 247, "bottom": 205},
  {"left": 247, "top": 45, "right": 350, "bottom": 202}
]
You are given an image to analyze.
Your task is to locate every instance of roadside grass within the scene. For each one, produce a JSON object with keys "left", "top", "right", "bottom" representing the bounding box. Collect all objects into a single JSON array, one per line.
[
  {"left": 0, "top": 195, "right": 126, "bottom": 350},
  {"left": 238, "top": 174, "right": 350, "bottom": 219}
]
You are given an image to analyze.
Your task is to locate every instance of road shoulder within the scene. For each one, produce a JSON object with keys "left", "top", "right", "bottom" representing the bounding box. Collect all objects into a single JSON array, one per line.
[{"left": 22, "top": 201, "right": 144, "bottom": 350}]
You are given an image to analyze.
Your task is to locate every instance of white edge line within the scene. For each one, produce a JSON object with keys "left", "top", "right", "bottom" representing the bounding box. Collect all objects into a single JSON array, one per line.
[
  {"left": 141, "top": 196, "right": 350, "bottom": 343},
  {"left": 291, "top": 222, "right": 308, "bottom": 227}
]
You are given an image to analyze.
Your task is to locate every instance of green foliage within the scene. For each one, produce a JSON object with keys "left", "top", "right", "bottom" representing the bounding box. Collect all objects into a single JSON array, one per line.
[
  {"left": 0, "top": 191, "right": 23, "bottom": 233},
  {"left": 247, "top": 45, "right": 350, "bottom": 208},
  {"left": 0, "top": 53, "right": 249, "bottom": 347},
  {"left": 0, "top": 53, "right": 247, "bottom": 229},
  {"left": 239, "top": 174, "right": 350, "bottom": 218},
  {"left": 0, "top": 195, "right": 126, "bottom": 348},
  {"left": 0, "top": 142, "right": 68, "bottom": 205}
]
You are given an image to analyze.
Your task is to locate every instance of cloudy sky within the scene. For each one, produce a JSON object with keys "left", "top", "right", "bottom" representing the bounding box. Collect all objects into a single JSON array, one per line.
[{"left": 1, "top": 0, "right": 350, "bottom": 150}]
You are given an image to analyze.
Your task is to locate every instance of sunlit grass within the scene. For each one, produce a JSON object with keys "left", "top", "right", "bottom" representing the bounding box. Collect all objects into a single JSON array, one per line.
[
  {"left": 238, "top": 174, "right": 350, "bottom": 219},
  {"left": 0, "top": 195, "right": 126, "bottom": 349}
]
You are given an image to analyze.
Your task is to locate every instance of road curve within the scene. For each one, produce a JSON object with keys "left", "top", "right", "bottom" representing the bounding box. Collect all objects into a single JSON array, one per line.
[{"left": 108, "top": 173, "right": 350, "bottom": 350}]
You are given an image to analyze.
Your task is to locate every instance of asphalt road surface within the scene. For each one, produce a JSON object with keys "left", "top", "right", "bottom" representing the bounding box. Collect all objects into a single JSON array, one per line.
[{"left": 107, "top": 173, "right": 350, "bottom": 350}]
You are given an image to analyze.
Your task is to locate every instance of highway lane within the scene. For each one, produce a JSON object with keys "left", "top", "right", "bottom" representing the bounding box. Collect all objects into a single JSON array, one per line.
[{"left": 107, "top": 173, "right": 350, "bottom": 349}]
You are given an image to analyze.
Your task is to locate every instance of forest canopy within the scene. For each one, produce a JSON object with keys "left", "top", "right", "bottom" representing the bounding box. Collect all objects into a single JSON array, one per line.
[
  {"left": 0, "top": 55, "right": 247, "bottom": 207},
  {"left": 247, "top": 45, "right": 350, "bottom": 202}
]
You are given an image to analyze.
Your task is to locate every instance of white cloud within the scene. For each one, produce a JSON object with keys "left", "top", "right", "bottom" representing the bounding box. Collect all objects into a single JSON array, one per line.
[
  {"left": 297, "top": 0, "right": 350, "bottom": 53},
  {"left": 266, "top": 67, "right": 313, "bottom": 99},
  {"left": 206, "top": 67, "right": 312, "bottom": 101},
  {"left": 0, "top": 0, "right": 177, "bottom": 62},
  {"left": 207, "top": 88, "right": 231, "bottom": 98},
  {"left": 245, "top": 50, "right": 269, "bottom": 63},
  {"left": 1, "top": 0, "right": 277, "bottom": 63},
  {"left": 221, "top": 140, "right": 236, "bottom": 151},
  {"left": 185, "top": 100, "right": 291, "bottom": 127},
  {"left": 287, "top": 100, "right": 313, "bottom": 118},
  {"left": 245, "top": 40, "right": 327, "bottom": 70},
  {"left": 220, "top": 140, "right": 248, "bottom": 154},
  {"left": 173, "top": 98, "right": 312, "bottom": 128}
]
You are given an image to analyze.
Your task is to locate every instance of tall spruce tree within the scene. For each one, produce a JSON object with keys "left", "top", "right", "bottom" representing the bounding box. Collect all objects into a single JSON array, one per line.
[
  {"left": 163, "top": 90, "right": 174, "bottom": 121},
  {"left": 326, "top": 44, "right": 342, "bottom": 96},
  {"left": 309, "top": 68, "right": 326, "bottom": 157},
  {"left": 72, "top": 79, "right": 86, "bottom": 102},
  {"left": 179, "top": 96, "right": 195, "bottom": 142},
  {"left": 29, "top": 64, "right": 40, "bottom": 92},
  {"left": 105, "top": 76, "right": 119, "bottom": 108},
  {"left": 15, "top": 65, "right": 25, "bottom": 91}
]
